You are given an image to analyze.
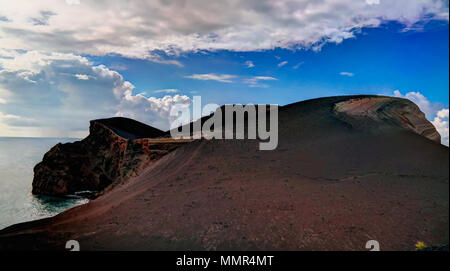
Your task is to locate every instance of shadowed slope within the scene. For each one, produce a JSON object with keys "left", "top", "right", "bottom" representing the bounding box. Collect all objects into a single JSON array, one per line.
[
  {"left": 32, "top": 117, "right": 183, "bottom": 196},
  {"left": 95, "top": 117, "right": 165, "bottom": 140}
]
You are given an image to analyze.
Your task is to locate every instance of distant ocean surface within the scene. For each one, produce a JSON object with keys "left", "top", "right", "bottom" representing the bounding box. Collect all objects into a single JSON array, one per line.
[{"left": 0, "top": 137, "right": 88, "bottom": 230}]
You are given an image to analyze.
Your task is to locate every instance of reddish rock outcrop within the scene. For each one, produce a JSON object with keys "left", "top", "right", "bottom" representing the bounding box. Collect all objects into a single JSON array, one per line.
[
  {"left": 32, "top": 117, "right": 189, "bottom": 196},
  {"left": 334, "top": 97, "right": 441, "bottom": 143}
]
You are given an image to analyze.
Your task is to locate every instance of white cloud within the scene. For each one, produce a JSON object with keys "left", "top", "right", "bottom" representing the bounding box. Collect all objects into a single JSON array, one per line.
[
  {"left": 151, "top": 58, "right": 184, "bottom": 67},
  {"left": 245, "top": 76, "right": 277, "bottom": 88},
  {"left": 118, "top": 94, "right": 191, "bottom": 130},
  {"left": 245, "top": 60, "right": 255, "bottom": 68},
  {"left": 0, "top": 0, "right": 447, "bottom": 60},
  {"left": 366, "top": 0, "right": 380, "bottom": 5},
  {"left": 393, "top": 90, "right": 448, "bottom": 146},
  {"left": 278, "top": 61, "right": 288, "bottom": 67},
  {"left": 0, "top": 50, "right": 191, "bottom": 137},
  {"left": 432, "top": 109, "right": 449, "bottom": 146},
  {"left": 108, "top": 64, "right": 127, "bottom": 71},
  {"left": 0, "top": 112, "right": 40, "bottom": 137},
  {"left": 253, "top": 76, "right": 278, "bottom": 81},
  {"left": 0, "top": 111, "right": 36, "bottom": 125},
  {"left": 75, "top": 74, "right": 89, "bottom": 80},
  {"left": 340, "top": 72, "right": 354, "bottom": 77},
  {"left": 184, "top": 73, "right": 236, "bottom": 83},
  {"left": 0, "top": 50, "right": 89, "bottom": 73},
  {"left": 65, "top": 0, "right": 80, "bottom": 5},
  {"left": 293, "top": 61, "right": 304, "bottom": 69},
  {"left": 393, "top": 90, "right": 442, "bottom": 118},
  {"left": 437, "top": 108, "right": 449, "bottom": 119},
  {"left": 153, "top": 89, "right": 180, "bottom": 94}
]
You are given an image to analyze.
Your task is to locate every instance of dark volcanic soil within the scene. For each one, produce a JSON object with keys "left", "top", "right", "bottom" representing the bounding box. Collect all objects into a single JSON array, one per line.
[{"left": 0, "top": 95, "right": 448, "bottom": 250}]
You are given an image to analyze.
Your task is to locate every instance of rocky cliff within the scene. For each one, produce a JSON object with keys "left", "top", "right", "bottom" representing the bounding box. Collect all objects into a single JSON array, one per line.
[
  {"left": 333, "top": 96, "right": 441, "bottom": 143},
  {"left": 32, "top": 117, "right": 189, "bottom": 197}
]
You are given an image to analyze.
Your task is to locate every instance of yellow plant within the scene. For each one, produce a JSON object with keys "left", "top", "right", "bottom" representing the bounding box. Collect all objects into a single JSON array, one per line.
[{"left": 415, "top": 241, "right": 427, "bottom": 251}]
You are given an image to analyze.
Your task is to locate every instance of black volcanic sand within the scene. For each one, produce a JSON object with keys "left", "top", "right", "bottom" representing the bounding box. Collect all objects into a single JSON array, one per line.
[
  {"left": 95, "top": 117, "right": 165, "bottom": 140},
  {"left": 0, "top": 96, "right": 448, "bottom": 250}
]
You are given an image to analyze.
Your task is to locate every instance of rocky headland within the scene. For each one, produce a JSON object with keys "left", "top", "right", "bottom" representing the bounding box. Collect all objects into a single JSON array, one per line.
[
  {"left": 1, "top": 95, "right": 448, "bottom": 250},
  {"left": 32, "top": 117, "right": 190, "bottom": 197}
]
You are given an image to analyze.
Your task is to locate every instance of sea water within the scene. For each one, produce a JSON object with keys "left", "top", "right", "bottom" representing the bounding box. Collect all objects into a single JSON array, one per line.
[{"left": 0, "top": 137, "right": 88, "bottom": 230}]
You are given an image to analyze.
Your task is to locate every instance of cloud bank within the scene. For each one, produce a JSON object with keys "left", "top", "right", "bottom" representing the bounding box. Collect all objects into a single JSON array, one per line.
[
  {"left": 0, "top": 1, "right": 448, "bottom": 139},
  {"left": 0, "top": 0, "right": 448, "bottom": 61},
  {"left": 0, "top": 50, "right": 190, "bottom": 137}
]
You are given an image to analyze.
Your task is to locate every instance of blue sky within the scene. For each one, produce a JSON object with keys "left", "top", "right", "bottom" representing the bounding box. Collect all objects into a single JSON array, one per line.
[
  {"left": 0, "top": 0, "right": 448, "bottom": 144},
  {"left": 88, "top": 21, "right": 449, "bottom": 107}
]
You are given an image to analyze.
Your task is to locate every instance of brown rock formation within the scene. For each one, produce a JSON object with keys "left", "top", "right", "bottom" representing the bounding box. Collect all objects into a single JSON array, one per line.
[
  {"left": 334, "top": 97, "right": 441, "bottom": 143},
  {"left": 32, "top": 117, "right": 189, "bottom": 196}
]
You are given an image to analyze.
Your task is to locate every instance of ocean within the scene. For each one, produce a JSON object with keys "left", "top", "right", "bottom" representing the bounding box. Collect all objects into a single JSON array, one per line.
[{"left": 0, "top": 137, "right": 89, "bottom": 230}]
